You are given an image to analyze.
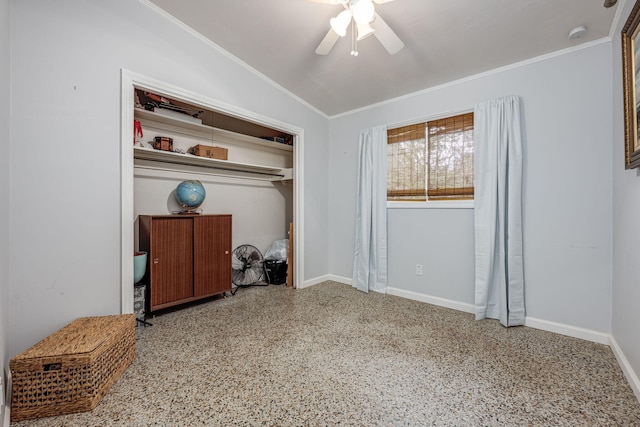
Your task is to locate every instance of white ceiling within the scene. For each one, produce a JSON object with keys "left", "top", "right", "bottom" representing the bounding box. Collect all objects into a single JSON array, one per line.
[{"left": 145, "top": 0, "right": 618, "bottom": 116}]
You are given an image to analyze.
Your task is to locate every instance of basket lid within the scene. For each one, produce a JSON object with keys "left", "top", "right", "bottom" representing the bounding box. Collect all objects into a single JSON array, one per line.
[{"left": 12, "top": 314, "right": 134, "bottom": 360}]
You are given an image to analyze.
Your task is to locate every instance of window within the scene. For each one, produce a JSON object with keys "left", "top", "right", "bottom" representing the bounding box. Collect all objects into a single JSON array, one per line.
[{"left": 387, "top": 112, "right": 474, "bottom": 202}]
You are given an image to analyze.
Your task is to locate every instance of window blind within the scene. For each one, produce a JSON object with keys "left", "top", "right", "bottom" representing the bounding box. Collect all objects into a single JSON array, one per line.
[
  {"left": 427, "top": 112, "right": 474, "bottom": 200},
  {"left": 387, "top": 123, "right": 427, "bottom": 201}
]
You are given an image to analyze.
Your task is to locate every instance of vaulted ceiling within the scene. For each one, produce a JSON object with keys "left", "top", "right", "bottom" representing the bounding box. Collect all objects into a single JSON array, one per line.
[{"left": 144, "top": 0, "right": 618, "bottom": 116}]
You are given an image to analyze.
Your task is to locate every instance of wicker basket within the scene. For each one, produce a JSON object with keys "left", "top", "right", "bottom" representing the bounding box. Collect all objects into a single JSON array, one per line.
[{"left": 10, "top": 314, "right": 136, "bottom": 422}]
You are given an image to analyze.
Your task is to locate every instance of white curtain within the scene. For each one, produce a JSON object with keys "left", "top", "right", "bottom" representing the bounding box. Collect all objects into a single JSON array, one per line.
[
  {"left": 352, "top": 125, "right": 388, "bottom": 293},
  {"left": 474, "top": 95, "right": 525, "bottom": 327}
]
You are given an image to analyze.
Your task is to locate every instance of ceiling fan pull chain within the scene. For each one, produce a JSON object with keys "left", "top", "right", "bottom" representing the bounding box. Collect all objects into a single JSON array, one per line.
[{"left": 351, "top": 21, "right": 359, "bottom": 56}]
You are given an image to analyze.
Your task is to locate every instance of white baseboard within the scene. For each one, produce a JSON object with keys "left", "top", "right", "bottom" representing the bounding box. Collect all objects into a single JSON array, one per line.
[
  {"left": 300, "top": 274, "right": 352, "bottom": 288},
  {"left": 387, "top": 287, "right": 611, "bottom": 345},
  {"left": 523, "top": 316, "right": 610, "bottom": 345},
  {"left": 609, "top": 336, "right": 640, "bottom": 403},
  {"left": 300, "top": 274, "right": 332, "bottom": 289},
  {"left": 386, "top": 287, "right": 476, "bottom": 314},
  {"left": 327, "top": 275, "right": 352, "bottom": 285}
]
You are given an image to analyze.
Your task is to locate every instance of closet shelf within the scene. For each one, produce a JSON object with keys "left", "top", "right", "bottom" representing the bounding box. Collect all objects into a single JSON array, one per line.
[
  {"left": 133, "top": 146, "right": 290, "bottom": 179},
  {"left": 134, "top": 108, "right": 293, "bottom": 153}
]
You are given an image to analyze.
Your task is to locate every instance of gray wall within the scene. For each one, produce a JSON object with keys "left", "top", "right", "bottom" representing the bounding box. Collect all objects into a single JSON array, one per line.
[
  {"left": 612, "top": 0, "right": 640, "bottom": 399},
  {"left": 329, "top": 42, "right": 614, "bottom": 333},
  {"left": 1, "top": 0, "right": 9, "bottom": 423},
  {"left": 8, "top": 0, "right": 329, "bottom": 357}
]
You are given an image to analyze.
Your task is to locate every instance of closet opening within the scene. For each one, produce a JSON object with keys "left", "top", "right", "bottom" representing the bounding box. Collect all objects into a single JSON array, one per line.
[{"left": 120, "top": 69, "right": 304, "bottom": 314}]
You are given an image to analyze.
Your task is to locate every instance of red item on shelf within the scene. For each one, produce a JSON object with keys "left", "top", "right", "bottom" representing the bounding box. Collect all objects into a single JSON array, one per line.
[{"left": 133, "top": 120, "right": 143, "bottom": 143}]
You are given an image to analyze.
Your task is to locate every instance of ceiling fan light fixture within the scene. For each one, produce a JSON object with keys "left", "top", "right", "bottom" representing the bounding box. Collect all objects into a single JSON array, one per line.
[
  {"left": 330, "top": 9, "right": 352, "bottom": 37},
  {"left": 315, "top": 0, "right": 402, "bottom": 56},
  {"left": 356, "top": 22, "right": 375, "bottom": 40},
  {"left": 353, "top": 0, "right": 375, "bottom": 24}
]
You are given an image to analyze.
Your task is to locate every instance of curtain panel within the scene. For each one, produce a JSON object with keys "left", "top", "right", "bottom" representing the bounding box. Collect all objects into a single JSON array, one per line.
[
  {"left": 474, "top": 95, "right": 525, "bottom": 327},
  {"left": 352, "top": 125, "right": 388, "bottom": 293}
]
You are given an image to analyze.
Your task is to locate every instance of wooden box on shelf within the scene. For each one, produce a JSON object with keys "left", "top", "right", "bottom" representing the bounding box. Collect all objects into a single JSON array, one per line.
[
  {"left": 152, "top": 136, "right": 173, "bottom": 151},
  {"left": 9, "top": 314, "right": 136, "bottom": 422},
  {"left": 188, "top": 144, "right": 228, "bottom": 160}
]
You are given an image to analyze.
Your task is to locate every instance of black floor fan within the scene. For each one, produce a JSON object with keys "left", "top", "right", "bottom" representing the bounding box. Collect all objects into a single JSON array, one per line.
[{"left": 231, "top": 244, "right": 266, "bottom": 295}]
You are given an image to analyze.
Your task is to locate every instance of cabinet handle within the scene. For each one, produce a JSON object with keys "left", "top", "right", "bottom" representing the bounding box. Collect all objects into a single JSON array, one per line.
[
  {"left": 225, "top": 250, "right": 229, "bottom": 255},
  {"left": 153, "top": 258, "right": 160, "bottom": 264}
]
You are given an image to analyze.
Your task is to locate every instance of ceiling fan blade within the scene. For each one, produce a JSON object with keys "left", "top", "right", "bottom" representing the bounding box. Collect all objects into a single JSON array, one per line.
[
  {"left": 371, "top": 12, "right": 404, "bottom": 54},
  {"left": 373, "top": 0, "right": 395, "bottom": 3},
  {"left": 315, "top": 28, "right": 340, "bottom": 55}
]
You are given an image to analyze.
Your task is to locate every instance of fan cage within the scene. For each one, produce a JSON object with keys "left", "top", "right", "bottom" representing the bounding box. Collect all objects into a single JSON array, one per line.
[{"left": 231, "top": 244, "right": 266, "bottom": 294}]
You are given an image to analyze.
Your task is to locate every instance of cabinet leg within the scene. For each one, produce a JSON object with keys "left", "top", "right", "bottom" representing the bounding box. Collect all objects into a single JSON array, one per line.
[{"left": 136, "top": 317, "right": 153, "bottom": 327}]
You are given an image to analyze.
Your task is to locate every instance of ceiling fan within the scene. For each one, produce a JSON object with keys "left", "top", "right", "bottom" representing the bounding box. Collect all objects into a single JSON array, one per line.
[{"left": 312, "top": 0, "right": 404, "bottom": 56}]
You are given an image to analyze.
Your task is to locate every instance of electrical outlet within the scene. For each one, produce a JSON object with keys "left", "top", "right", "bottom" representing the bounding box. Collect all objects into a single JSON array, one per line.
[{"left": 415, "top": 264, "right": 423, "bottom": 276}]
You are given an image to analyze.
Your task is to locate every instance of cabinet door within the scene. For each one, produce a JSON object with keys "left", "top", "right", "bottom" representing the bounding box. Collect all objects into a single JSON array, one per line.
[
  {"left": 150, "top": 217, "right": 194, "bottom": 310},
  {"left": 194, "top": 215, "right": 232, "bottom": 296}
]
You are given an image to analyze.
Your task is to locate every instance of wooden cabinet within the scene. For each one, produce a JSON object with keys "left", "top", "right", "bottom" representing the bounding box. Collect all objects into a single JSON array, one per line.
[{"left": 139, "top": 214, "right": 232, "bottom": 312}]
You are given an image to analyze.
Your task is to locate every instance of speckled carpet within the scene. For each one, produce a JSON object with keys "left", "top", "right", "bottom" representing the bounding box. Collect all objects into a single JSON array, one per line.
[{"left": 11, "top": 281, "right": 640, "bottom": 426}]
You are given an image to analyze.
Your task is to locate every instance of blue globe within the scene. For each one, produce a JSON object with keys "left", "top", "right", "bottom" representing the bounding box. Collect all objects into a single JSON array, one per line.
[{"left": 175, "top": 180, "right": 206, "bottom": 212}]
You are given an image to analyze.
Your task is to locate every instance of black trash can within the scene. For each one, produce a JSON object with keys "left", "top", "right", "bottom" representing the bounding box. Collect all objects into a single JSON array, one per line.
[{"left": 264, "top": 260, "right": 287, "bottom": 284}]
